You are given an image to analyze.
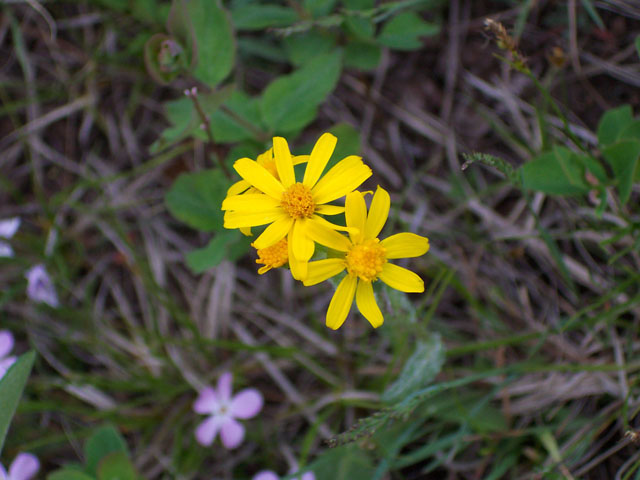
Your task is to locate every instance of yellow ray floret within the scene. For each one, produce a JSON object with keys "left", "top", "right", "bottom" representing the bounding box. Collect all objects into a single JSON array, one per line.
[
  {"left": 303, "top": 186, "right": 430, "bottom": 330},
  {"left": 221, "top": 133, "right": 372, "bottom": 280}
]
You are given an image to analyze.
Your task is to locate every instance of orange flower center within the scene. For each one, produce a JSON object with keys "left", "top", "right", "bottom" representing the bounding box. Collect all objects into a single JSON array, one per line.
[
  {"left": 345, "top": 238, "right": 386, "bottom": 282},
  {"left": 254, "top": 238, "right": 288, "bottom": 274},
  {"left": 280, "top": 183, "right": 315, "bottom": 219}
]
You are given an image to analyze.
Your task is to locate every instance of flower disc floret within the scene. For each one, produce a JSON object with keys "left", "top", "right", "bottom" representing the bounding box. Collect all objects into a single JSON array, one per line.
[
  {"left": 345, "top": 239, "right": 386, "bottom": 282},
  {"left": 281, "top": 183, "right": 315, "bottom": 219},
  {"left": 255, "top": 238, "right": 288, "bottom": 274}
]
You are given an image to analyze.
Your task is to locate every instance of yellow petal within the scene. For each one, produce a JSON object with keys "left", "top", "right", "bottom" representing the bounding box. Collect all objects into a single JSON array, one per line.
[
  {"left": 240, "top": 226, "right": 252, "bottom": 236},
  {"left": 312, "top": 156, "right": 372, "bottom": 205},
  {"left": 306, "top": 218, "right": 351, "bottom": 252},
  {"left": 288, "top": 236, "right": 308, "bottom": 281},
  {"left": 293, "top": 154, "right": 309, "bottom": 166},
  {"left": 303, "top": 258, "right": 345, "bottom": 286},
  {"left": 227, "top": 180, "right": 250, "bottom": 196},
  {"left": 355, "top": 281, "right": 383, "bottom": 328},
  {"left": 273, "top": 137, "right": 296, "bottom": 188},
  {"left": 234, "top": 158, "right": 284, "bottom": 199},
  {"left": 345, "top": 191, "right": 366, "bottom": 243},
  {"left": 257, "top": 265, "right": 272, "bottom": 274},
  {"left": 256, "top": 148, "right": 273, "bottom": 166},
  {"left": 303, "top": 133, "right": 337, "bottom": 188},
  {"left": 381, "top": 233, "right": 430, "bottom": 259},
  {"left": 224, "top": 209, "right": 284, "bottom": 229},
  {"left": 326, "top": 275, "right": 357, "bottom": 330},
  {"left": 222, "top": 194, "right": 280, "bottom": 211},
  {"left": 252, "top": 216, "right": 294, "bottom": 249},
  {"left": 379, "top": 263, "right": 424, "bottom": 293},
  {"left": 315, "top": 204, "right": 344, "bottom": 215},
  {"left": 364, "top": 186, "right": 390, "bottom": 240},
  {"left": 291, "top": 219, "right": 314, "bottom": 261},
  {"left": 311, "top": 215, "right": 359, "bottom": 235}
]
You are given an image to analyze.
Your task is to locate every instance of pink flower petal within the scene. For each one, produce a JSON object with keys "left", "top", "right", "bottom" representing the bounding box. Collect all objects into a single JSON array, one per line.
[
  {"left": 0, "top": 463, "right": 8, "bottom": 480},
  {"left": 0, "top": 218, "right": 20, "bottom": 239},
  {"left": 230, "top": 388, "right": 263, "bottom": 419},
  {"left": 300, "top": 471, "right": 316, "bottom": 480},
  {"left": 193, "top": 387, "right": 218, "bottom": 415},
  {"left": 0, "top": 356, "right": 16, "bottom": 380},
  {"left": 9, "top": 453, "right": 39, "bottom": 480},
  {"left": 0, "top": 241, "right": 13, "bottom": 258},
  {"left": 0, "top": 331, "right": 14, "bottom": 359},
  {"left": 194, "top": 416, "right": 222, "bottom": 446},
  {"left": 289, "top": 467, "right": 315, "bottom": 480},
  {"left": 216, "top": 372, "right": 233, "bottom": 404},
  {"left": 252, "top": 471, "right": 279, "bottom": 480},
  {"left": 220, "top": 417, "right": 245, "bottom": 449},
  {"left": 25, "top": 264, "right": 59, "bottom": 308}
]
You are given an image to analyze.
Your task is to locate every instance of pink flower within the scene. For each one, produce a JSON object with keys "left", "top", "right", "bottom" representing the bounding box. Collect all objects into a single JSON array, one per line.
[
  {"left": 252, "top": 468, "right": 315, "bottom": 480},
  {"left": 0, "top": 330, "right": 17, "bottom": 380},
  {"left": 0, "top": 453, "right": 39, "bottom": 480},
  {"left": 25, "top": 264, "right": 59, "bottom": 307},
  {"left": 0, "top": 218, "right": 20, "bottom": 258},
  {"left": 193, "top": 372, "right": 263, "bottom": 449},
  {"left": 253, "top": 472, "right": 279, "bottom": 480}
]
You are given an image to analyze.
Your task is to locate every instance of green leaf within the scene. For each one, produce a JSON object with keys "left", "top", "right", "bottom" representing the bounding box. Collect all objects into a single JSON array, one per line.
[
  {"left": 377, "top": 12, "right": 439, "bottom": 51},
  {"left": 282, "top": 31, "right": 337, "bottom": 66},
  {"left": 260, "top": 51, "right": 342, "bottom": 133},
  {"left": 85, "top": 425, "right": 128, "bottom": 476},
  {"left": 636, "top": 35, "right": 640, "bottom": 59},
  {"left": 186, "top": 230, "right": 250, "bottom": 273},
  {"left": 238, "top": 37, "right": 288, "bottom": 63},
  {"left": 344, "top": 41, "right": 381, "bottom": 71},
  {"left": 165, "top": 169, "right": 230, "bottom": 232},
  {"left": 602, "top": 140, "right": 640, "bottom": 204},
  {"left": 210, "top": 91, "right": 264, "bottom": 142},
  {"left": 520, "top": 146, "right": 591, "bottom": 195},
  {"left": 344, "top": 15, "right": 374, "bottom": 39},
  {"left": 304, "top": 0, "right": 337, "bottom": 17},
  {"left": 343, "top": 0, "right": 375, "bottom": 10},
  {"left": 189, "top": 0, "right": 235, "bottom": 86},
  {"left": 48, "top": 470, "right": 95, "bottom": 480},
  {"left": 97, "top": 452, "right": 137, "bottom": 480},
  {"left": 0, "top": 351, "right": 35, "bottom": 454},
  {"left": 308, "top": 444, "right": 375, "bottom": 480},
  {"left": 327, "top": 123, "right": 361, "bottom": 171},
  {"left": 232, "top": 4, "right": 297, "bottom": 30},
  {"left": 597, "top": 104, "right": 633, "bottom": 147},
  {"left": 382, "top": 334, "right": 445, "bottom": 403},
  {"left": 619, "top": 119, "right": 640, "bottom": 141}
]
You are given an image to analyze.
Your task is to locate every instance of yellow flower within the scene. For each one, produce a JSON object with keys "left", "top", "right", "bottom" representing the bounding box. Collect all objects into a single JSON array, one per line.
[
  {"left": 226, "top": 148, "right": 308, "bottom": 236},
  {"left": 226, "top": 148, "right": 309, "bottom": 197},
  {"left": 253, "top": 237, "right": 288, "bottom": 274},
  {"left": 303, "top": 186, "right": 429, "bottom": 330},
  {"left": 221, "top": 133, "right": 372, "bottom": 280}
]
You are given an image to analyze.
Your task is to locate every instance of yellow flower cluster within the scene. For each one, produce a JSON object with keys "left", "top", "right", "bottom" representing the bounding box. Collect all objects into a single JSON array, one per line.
[{"left": 221, "top": 133, "right": 430, "bottom": 329}]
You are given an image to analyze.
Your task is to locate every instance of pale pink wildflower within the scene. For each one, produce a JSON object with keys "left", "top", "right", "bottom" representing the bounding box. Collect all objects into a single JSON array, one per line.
[
  {"left": 0, "top": 218, "right": 20, "bottom": 258},
  {"left": 253, "top": 468, "right": 315, "bottom": 480},
  {"left": 193, "top": 372, "right": 263, "bottom": 449},
  {"left": 0, "top": 453, "right": 39, "bottom": 480},
  {"left": 25, "top": 264, "right": 59, "bottom": 307},
  {"left": 0, "top": 330, "right": 17, "bottom": 380}
]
